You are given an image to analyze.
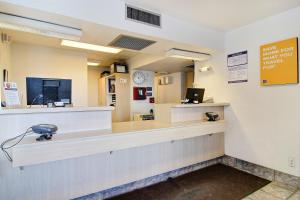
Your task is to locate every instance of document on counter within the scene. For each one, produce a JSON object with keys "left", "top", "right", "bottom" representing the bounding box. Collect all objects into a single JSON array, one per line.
[
  {"left": 3, "top": 82, "right": 21, "bottom": 107},
  {"left": 227, "top": 51, "right": 248, "bottom": 84}
]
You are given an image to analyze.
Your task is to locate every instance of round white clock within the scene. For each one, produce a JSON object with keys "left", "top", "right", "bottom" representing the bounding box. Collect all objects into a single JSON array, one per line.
[{"left": 133, "top": 71, "right": 146, "bottom": 85}]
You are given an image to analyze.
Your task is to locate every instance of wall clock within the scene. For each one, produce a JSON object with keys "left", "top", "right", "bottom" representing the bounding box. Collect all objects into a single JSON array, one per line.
[{"left": 133, "top": 71, "right": 146, "bottom": 85}]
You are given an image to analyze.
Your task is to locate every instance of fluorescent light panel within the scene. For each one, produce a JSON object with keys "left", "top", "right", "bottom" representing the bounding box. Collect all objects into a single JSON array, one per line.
[
  {"left": 0, "top": 12, "right": 82, "bottom": 41},
  {"left": 87, "top": 61, "right": 101, "bottom": 66},
  {"left": 166, "top": 48, "right": 211, "bottom": 61},
  {"left": 61, "top": 40, "right": 122, "bottom": 54}
]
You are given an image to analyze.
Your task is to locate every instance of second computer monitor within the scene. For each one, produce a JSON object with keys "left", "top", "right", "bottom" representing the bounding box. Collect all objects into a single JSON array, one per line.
[{"left": 185, "top": 88, "right": 205, "bottom": 104}]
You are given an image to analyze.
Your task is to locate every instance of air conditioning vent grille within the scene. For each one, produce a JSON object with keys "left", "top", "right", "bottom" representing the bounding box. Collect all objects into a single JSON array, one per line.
[
  {"left": 126, "top": 5, "right": 161, "bottom": 27},
  {"left": 110, "top": 35, "right": 156, "bottom": 50}
]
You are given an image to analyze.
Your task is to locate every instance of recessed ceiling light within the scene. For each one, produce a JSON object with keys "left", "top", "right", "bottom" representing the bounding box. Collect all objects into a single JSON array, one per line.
[
  {"left": 61, "top": 40, "right": 122, "bottom": 54},
  {"left": 87, "top": 61, "right": 101, "bottom": 66},
  {"left": 166, "top": 48, "right": 210, "bottom": 61}
]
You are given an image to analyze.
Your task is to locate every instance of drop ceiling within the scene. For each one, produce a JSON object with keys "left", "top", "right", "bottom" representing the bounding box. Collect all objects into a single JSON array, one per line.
[
  {"left": 0, "top": 1, "right": 224, "bottom": 71},
  {"left": 0, "top": 11, "right": 210, "bottom": 70},
  {"left": 2, "top": 29, "right": 138, "bottom": 67}
]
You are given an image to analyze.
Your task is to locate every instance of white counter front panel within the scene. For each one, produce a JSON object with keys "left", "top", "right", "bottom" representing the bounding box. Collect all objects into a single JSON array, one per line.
[
  {"left": 0, "top": 107, "right": 113, "bottom": 141},
  {"left": 2, "top": 132, "right": 224, "bottom": 200}
]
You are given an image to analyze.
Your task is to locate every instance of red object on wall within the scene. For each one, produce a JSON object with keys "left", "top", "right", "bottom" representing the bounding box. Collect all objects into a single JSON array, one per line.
[
  {"left": 133, "top": 87, "right": 147, "bottom": 100},
  {"left": 149, "top": 97, "right": 155, "bottom": 103}
]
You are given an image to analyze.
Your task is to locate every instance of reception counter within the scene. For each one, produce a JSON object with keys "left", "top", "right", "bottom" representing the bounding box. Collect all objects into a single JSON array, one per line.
[
  {"left": 155, "top": 103, "right": 229, "bottom": 123},
  {"left": 0, "top": 104, "right": 229, "bottom": 200}
]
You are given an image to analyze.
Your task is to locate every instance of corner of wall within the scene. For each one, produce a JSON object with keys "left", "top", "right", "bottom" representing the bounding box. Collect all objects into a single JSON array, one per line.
[{"left": 0, "top": 32, "right": 12, "bottom": 105}]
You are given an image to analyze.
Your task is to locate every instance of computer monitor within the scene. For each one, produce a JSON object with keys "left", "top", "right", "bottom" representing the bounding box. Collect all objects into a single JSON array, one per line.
[
  {"left": 26, "top": 77, "right": 72, "bottom": 105},
  {"left": 185, "top": 88, "right": 205, "bottom": 104}
]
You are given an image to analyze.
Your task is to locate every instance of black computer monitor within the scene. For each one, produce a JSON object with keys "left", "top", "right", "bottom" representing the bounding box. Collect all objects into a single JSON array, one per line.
[
  {"left": 26, "top": 77, "right": 72, "bottom": 105},
  {"left": 185, "top": 88, "right": 205, "bottom": 104}
]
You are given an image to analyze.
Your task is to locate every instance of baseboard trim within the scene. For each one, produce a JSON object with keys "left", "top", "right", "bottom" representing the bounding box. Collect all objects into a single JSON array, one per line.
[{"left": 221, "top": 155, "right": 300, "bottom": 189}]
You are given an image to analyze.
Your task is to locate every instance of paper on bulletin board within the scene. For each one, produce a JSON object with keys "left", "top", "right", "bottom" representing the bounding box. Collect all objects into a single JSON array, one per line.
[
  {"left": 227, "top": 51, "right": 248, "bottom": 83},
  {"left": 3, "top": 82, "right": 21, "bottom": 107},
  {"left": 260, "top": 37, "right": 298, "bottom": 86}
]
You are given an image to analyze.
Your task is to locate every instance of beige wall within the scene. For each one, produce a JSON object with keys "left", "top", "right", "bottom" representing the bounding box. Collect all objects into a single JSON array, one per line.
[
  {"left": 11, "top": 42, "right": 88, "bottom": 107},
  {"left": 0, "top": 32, "right": 11, "bottom": 103},
  {"left": 155, "top": 72, "right": 185, "bottom": 104}
]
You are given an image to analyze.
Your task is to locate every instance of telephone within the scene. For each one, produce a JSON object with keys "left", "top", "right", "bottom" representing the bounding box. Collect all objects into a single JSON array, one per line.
[
  {"left": 1, "top": 124, "right": 58, "bottom": 162},
  {"left": 32, "top": 124, "right": 58, "bottom": 141},
  {"left": 205, "top": 112, "right": 219, "bottom": 121}
]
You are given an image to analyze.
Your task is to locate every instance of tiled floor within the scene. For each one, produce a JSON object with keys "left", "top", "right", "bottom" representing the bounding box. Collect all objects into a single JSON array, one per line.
[{"left": 243, "top": 182, "right": 300, "bottom": 200}]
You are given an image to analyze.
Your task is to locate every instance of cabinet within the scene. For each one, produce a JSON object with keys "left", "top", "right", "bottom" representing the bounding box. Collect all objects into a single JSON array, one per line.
[{"left": 98, "top": 74, "right": 130, "bottom": 122}]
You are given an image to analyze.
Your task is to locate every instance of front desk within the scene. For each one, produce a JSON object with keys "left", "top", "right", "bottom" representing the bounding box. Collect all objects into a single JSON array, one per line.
[
  {"left": 0, "top": 103, "right": 229, "bottom": 200},
  {"left": 154, "top": 102, "right": 229, "bottom": 123}
]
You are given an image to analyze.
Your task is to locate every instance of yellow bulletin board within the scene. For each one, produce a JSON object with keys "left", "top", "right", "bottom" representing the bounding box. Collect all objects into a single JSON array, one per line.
[{"left": 260, "top": 37, "right": 298, "bottom": 86}]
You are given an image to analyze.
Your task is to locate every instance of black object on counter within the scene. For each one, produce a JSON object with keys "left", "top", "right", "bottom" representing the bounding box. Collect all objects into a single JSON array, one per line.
[
  {"left": 205, "top": 112, "right": 219, "bottom": 121},
  {"left": 185, "top": 88, "right": 205, "bottom": 104}
]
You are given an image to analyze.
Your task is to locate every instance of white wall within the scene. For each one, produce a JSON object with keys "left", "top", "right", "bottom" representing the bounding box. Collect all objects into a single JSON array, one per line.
[
  {"left": 195, "top": 7, "right": 300, "bottom": 177},
  {"left": 130, "top": 70, "right": 155, "bottom": 118},
  {"left": 11, "top": 43, "right": 88, "bottom": 107}
]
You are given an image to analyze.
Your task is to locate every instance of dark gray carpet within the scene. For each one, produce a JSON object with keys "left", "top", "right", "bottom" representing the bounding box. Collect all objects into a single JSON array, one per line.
[{"left": 107, "top": 164, "right": 270, "bottom": 200}]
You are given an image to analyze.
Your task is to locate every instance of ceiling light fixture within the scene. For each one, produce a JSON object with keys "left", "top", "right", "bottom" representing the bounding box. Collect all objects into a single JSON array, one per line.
[
  {"left": 199, "top": 66, "right": 212, "bottom": 72},
  {"left": 61, "top": 40, "right": 122, "bottom": 54},
  {"left": 166, "top": 48, "right": 211, "bottom": 61},
  {"left": 0, "top": 12, "right": 82, "bottom": 41},
  {"left": 87, "top": 61, "right": 101, "bottom": 66}
]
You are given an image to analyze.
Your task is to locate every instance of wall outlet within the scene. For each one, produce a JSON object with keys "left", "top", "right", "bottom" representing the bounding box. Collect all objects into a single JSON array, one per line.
[{"left": 288, "top": 157, "right": 296, "bottom": 168}]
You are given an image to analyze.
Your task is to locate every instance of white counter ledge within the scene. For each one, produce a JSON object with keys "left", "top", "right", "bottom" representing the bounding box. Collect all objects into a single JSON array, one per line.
[
  {"left": 0, "top": 106, "right": 114, "bottom": 115},
  {"left": 19, "top": 120, "right": 225, "bottom": 144},
  {"left": 11, "top": 120, "right": 226, "bottom": 167},
  {"left": 172, "top": 102, "right": 230, "bottom": 108}
]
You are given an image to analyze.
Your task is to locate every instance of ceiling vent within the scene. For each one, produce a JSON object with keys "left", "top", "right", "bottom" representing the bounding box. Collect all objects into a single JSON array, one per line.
[
  {"left": 109, "top": 35, "right": 156, "bottom": 50},
  {"left": 126, "top": 4, "right": 161, "bottom": 28}
]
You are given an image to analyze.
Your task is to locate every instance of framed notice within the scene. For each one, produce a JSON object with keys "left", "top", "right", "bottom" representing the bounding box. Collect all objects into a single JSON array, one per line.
[
  {"left": 260, "top": 37, "right": 298, "bottom": 86},
  {"left": 227, "top": 51, "right": 248, "bottom": 83},
  {"left": 3, "top": 82, "right": 21, "bottom": 107}
]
